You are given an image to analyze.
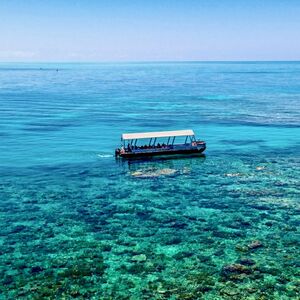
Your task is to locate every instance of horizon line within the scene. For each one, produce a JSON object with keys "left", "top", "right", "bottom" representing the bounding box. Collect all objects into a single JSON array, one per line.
[{"left": 1, "top": 60, "right": 300, "bottom": 64}]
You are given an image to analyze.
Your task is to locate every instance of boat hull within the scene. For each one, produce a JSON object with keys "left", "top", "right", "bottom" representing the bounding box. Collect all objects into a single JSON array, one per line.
[{"left": 117, "top": 145, "right": 206, "bottom": 158}]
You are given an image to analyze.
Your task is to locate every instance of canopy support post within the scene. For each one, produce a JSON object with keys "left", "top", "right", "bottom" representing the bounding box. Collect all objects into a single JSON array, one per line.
[
  {"left": 172, "top": 137, "right": 175, "bottom": 145},
  {"left": 149, "top": 138, "right": 152, "bottom": 146},
  {"left": 153, "top": 138, "right": 157, "bottom": 146},
  {"left": 167, "top": 137, "right": 170, "bottom": 145},
  {"left": 185, "top": 136, "right": 188, "bottom": 144}
]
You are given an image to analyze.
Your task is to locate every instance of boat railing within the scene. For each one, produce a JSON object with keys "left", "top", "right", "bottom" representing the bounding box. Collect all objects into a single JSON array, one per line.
[{"left": 125, "top": 142, "right": 205, "bottom": 153}]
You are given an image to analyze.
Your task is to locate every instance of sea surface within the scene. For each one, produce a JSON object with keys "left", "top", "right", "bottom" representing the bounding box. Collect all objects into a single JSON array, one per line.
[{"left": 0, "top": 62, "right": 299, "bottom": 299}]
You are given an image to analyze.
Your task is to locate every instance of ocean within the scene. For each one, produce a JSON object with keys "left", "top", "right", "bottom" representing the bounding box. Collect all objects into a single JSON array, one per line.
[{"left": 0, "top": 62, "right": 299, "bottom": 299}]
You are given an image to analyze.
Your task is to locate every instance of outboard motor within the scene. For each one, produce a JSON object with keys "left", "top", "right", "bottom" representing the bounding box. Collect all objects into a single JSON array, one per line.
[{"left": 115, "top": 148, "right": 120, "bottom": 157}]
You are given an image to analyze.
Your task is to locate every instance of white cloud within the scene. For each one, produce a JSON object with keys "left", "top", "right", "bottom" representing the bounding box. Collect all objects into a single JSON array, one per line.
[{"left": 0, "top": 50, "right": 38, "bottom": 60}]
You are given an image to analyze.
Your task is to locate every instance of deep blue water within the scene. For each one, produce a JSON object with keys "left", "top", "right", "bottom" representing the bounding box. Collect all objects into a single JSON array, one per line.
[{"left": 0, "top": 62, "right": 299, "bottom": 299}]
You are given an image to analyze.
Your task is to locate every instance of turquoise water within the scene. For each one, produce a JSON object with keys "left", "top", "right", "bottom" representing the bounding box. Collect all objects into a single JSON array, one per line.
[{"left": 0, "top": 62, "right": 299, "bottom": 299}]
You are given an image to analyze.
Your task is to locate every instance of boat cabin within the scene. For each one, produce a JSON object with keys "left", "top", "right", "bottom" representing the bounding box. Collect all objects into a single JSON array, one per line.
[{"left": 115, "top": 129, "right": 206, "bottom": 158}]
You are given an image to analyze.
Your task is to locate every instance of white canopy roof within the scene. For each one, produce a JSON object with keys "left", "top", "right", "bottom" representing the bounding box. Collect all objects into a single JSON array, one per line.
[{"left": 122, "top": 129, "right": 195, "bottom": 140}]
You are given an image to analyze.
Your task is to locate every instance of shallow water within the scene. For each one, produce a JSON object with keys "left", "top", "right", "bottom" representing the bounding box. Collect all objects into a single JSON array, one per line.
[{"left": 0, "top": 62, "right": 299, "bottom": 299}]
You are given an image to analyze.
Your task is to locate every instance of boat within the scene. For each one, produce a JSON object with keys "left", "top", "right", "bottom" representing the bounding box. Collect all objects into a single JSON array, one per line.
[{"left": 115, "top": 129, "right": 206, "bottom": 158}]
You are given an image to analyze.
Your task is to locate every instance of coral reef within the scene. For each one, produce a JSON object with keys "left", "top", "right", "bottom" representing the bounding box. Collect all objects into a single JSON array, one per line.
[{"left": 0, "top": 154, "right": 299, "bottom": 299}]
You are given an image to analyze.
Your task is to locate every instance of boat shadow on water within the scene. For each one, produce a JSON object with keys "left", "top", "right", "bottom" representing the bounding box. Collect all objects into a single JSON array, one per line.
[
  {"left": 116, "top": 153, "right": 206, "bottom": 178},
  {"left": 116, "top": 153, "right": 206, "bottom": 165}
]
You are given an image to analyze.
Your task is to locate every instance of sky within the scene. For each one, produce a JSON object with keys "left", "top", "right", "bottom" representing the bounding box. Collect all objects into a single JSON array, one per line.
[{"left": 0, "top": 0, "right": 300, "bottom": 62}]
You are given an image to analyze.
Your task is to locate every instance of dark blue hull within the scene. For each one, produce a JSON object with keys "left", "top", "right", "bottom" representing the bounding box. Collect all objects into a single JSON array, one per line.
[{"left": 118, "top": 145, "right": 206, "bottom": 158}]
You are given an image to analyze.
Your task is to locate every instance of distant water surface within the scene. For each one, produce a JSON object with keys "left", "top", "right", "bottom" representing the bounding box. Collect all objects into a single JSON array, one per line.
[{"left": 0, "top": 62, "right": 299, "bottom": 299}]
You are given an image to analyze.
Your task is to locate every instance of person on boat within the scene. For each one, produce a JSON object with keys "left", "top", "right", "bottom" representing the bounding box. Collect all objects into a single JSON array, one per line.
[{"left": 157, "top": 143, "right": 161, "bottom": 148}]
